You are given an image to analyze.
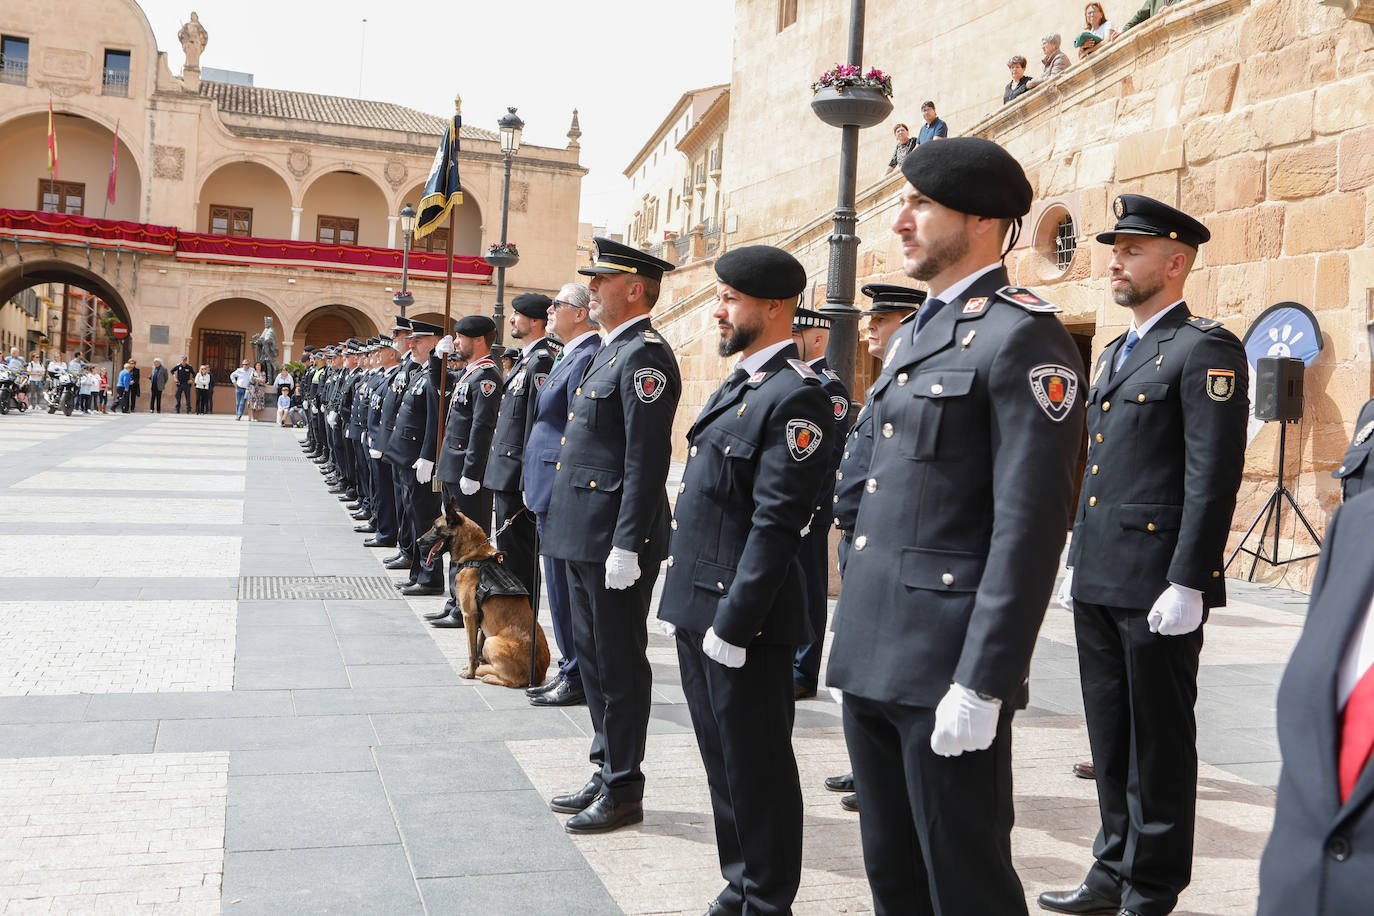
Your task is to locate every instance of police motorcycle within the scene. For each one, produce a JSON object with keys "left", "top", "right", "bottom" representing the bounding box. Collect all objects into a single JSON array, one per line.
[
  {"left": 44, "top": 364, "right": 79, "bottom": 416},
  {"left": 0, "top": 364, "right": 29, "bottom": 414}
]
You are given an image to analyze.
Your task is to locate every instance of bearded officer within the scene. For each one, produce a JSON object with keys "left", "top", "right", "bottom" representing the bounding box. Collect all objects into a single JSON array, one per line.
[
  {"left": 362, "top": 335, "right": 401, "bottom": 549},
  {"left": 826, "top": 137, "right": 1085, "bottom": 915},
  {"left": 1041, "top": 196, "right": 1248, "bottom": 916},
  {"left": 658, "top": 245, "right": 834, "bottom": 916},
  {"left": 428, "top": 315, "right": 505, "bottom": 627},
  {"left": 541, "top": 238, "right": 680, "bottom": 834},
  {"left": 483, "top": 293, "right": 562, "bottom": 596},
  {"left": 789, "top": 306, "right": 852, "bottom": 701}
]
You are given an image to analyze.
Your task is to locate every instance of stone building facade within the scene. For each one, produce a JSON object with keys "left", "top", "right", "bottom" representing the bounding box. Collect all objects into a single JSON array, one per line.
[
  {"left": 651, "top": 0, "right": 1374, "bottom": 587},
  {"left": 0, "top": 0, "right": 585, "bottom": 408}
]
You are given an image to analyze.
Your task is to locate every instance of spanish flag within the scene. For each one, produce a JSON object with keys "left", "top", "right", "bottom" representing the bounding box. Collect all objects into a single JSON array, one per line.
[
  {"left": 46, "top": 99, "right": 58, "bottom": 179},
  {"left": 414, "top": 115, "right": 462, "bottom": 240}
]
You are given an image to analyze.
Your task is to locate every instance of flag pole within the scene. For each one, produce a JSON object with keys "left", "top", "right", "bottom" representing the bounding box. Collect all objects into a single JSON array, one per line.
[{"left": 434, "top": 94, "right": 461, "bottom": 488}]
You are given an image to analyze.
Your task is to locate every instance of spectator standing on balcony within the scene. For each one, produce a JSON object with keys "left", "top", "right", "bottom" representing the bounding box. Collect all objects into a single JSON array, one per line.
[
  {"left": 885, "top": 123, "right": 919, "bottom": 175},
  {"left": 1004, "top": 56, "right": 1033, "bottom": 103},
  {"left": 1123, "top": 0, "right": 1178, "bottom": 30},
  {"left": 149, "top": 358, "right": 167, "bottom": 413},
  {"left": 914, "top": 102, "right": 947, "bottom": 145},
  {"left": 1085, "top": 2, "right": 1120, "bottom": 41},
  {"left": 1029, "top": 33, "right": 1071, "bottom": 88},
  {"left": 1075, "top": 31, "right": 1102, "bottom": 59},
  {"left": 230, "top": 360, "right": 253, "bottom": 420}
]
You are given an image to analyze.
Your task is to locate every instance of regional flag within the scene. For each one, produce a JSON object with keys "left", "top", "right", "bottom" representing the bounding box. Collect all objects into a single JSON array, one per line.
[
  {"left": 46, "top": 100, "right": 58, "bottom": 179},
  {"left": 106, "top": 120, "right": 120, "bottom": 205},
  {"left": 414, "top": 115, "right": 462, "bottom": 240}
]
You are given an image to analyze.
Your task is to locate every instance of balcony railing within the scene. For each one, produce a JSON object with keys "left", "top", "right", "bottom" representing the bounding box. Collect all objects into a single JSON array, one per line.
[
  {"left": 102, "top": 68, "right": 129, "bottom": 97},
  {"left": 673, "top": 236, "right": 691, "bottom": 263},
  {"left": 0, "top": 58, "right": 27, "bottom": 85}
]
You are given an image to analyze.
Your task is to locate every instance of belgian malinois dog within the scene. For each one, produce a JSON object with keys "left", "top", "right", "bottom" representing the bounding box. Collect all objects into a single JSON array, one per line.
[{"left": 415, "top": 501, "right": 551, "bottom": 688}]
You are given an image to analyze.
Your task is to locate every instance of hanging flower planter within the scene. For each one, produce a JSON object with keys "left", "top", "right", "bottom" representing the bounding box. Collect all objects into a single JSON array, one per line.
[
  {"left": 485, "top": 242, "right": 519, "bottom": 270},
  {"left": 810, "top": 64, "right": 895, "bottom": 129}
]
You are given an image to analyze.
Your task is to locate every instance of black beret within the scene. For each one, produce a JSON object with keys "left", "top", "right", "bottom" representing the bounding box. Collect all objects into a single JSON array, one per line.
[
  {"left": 1096, "top": 194, "right": 1211, "bottom": 248},
  {"left": 792, "top": 307, "right": 831, "bottom": 330},
  {"left": 407, "top": 319, "right": 443, "bottom": 337},
  {"left": 512, "top": 293, "right": 553, "bottom": 319},
  {"left": 715, "top": 245, "right": 807, "bottom": 300},
  {"left": 578, "top": 236, "right": 677, "bottom": 282},
  {"left": 455, "top": 315, "right": 496, "bottom": 337},
  {"left": 860, "top": 283, "right": 927, "bottom": 315},
  {"left": 900, "top": 136, "right": 1032, "bottom": 219}
]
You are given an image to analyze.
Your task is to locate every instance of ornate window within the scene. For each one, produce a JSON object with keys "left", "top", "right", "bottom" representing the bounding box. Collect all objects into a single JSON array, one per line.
[
  {"left": 209, "top": 205, "right": 252, "bottom": 237},
  {"left": 317, "top": 215, "right": 359, "bottom": 246}
]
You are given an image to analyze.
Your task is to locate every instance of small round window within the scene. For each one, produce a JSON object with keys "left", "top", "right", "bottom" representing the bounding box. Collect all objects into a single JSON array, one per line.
[
  {"left": 1054, "top": 214, "right": 1077, "bottom": 271},
  {"left": 1032, "top": 204, "right": 1078, "bottom": 280}
]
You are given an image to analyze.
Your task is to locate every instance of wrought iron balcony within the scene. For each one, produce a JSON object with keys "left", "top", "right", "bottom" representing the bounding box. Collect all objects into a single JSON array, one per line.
[
  {"left": 102, "top": 68, "right": 129, "bottom": 97},
  {"left": 0, "top": 57, "right": 27, "bottom": 85}
]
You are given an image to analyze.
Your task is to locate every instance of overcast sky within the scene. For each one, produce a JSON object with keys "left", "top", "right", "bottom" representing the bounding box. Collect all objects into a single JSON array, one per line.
[{"left": 136, "top": 0, "right": 735, "bottom": 227}]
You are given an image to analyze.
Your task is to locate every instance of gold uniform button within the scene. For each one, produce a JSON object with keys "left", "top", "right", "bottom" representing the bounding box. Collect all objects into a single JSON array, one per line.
[
  {"left": 833, "top": 495, "right": 839, "bottom": 503},
  {"left": 575, "top": 387, "right": 581, "bottom": 395},
  {"left": 854, "top": 535, "right": 868, "bottom": 551},
  {"left": 882, "top": 423, "right": 894, "bottom": 438},
  {"left": 1147, "top": 522, "right": 1156, "bottom": 531},
  {"left": 589, "top": 390, "right": 596, "bottom": 397},
  {"left": 836, "top": 472, "right": 844, "bottom": 481},
  {"left": 1212, "top": 570, "right": 1221, "bottom": 578},
  {"left": 866, "top": 479, "right": 878, "bottom": 493},
  {"left": 1091, "top": 465, "right": 1099, "bottom": 475},
  {"left": 941, "top": 572, "right": 955, "bottom": 586},
  {"left": 931, "top": 383, "right": 944, "bottom": 394},
  {"left": 843, "top": 450, "right": 850, "bottom": 460},
  {"left": 897, "top": 373, "right": 908, "bottom": 386},
  {"left": 568, "top": 412, "right": 575, "bottom": 420},
  {"left": 689, "top": 446, "right": 698, "bottom": 457},
  {"left": 716, "top": 581, "right": 725, "bottom": 590},
  {"left": 555, "top": 462, "right": 562, "bottom": 470},
  {"left": 724, "top": 445, "right": 732, "bottom": 455},
  {"left": 670, "top": 519, "right": 678, "bottom": 530},
  {"left": 1096, "top": 433, "right": 1104, "bottom": 443},
  {"left": 1088, "top": 496, "right": 1098, "bottom": 506},
  {"left": 1102, "top": 401, "right": 1111, "bottom": 412},
  {"left": 560, "top": 436, "right": 566, "bottom": 445},
  {"left": 589, "top": 480, "right": 597, "bottom": 488},
  {"left": 1137, "top": 393, "right": 1146, "bottom": 403}
]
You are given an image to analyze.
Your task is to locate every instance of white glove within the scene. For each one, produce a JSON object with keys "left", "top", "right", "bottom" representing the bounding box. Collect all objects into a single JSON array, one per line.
[
  {"left": 459, "top": 476, "right": 480, "bottom": 496},
  {"left": 829, "top": 685, "right": 844, "bottom": 706},
  {"left": 657, "top": 618, "right": 677, "bottom": 638},
  {"left": 1056, "top": 568, "right": 1074, "bottom": 611},
  {"left": 369, "top": 449, "right": 382, "bottom": 459},
  {"left": 435, "top": 335, "right": 455, "bottom": 356},
  {"left": 931, "top": 683, "right": 1002, "bottom": 757},
  {"left": 344, "top": 427, "right": 354, "bottom": 440},
  {"left": 1148, "top": 583, "right": 1204, "bottom": 636},
  {"left": 413, "top": 458, "right": 434, "bottom": 484},
  {"left": 703, "top": 627, "right": 746, "bottom": 668},
  {"left": 604, "top": 546, "right": 641, "bottom": 590},
  {"left": 326, "top": 411, "right": 337, "bottom": 427}
]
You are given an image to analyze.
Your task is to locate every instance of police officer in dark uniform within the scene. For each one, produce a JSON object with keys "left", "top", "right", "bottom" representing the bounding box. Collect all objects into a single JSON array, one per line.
[
  {"left": 541, "top": 238, "right": 680, "bottom": 834},
  {"left": 378, "top": 319, "right": 419, "bottom": 572},
  {"left": 1334, "top": 325, "right": 1374, "bottom": 503},
  {"left": 348, "top": 341, "right": 381, "bottom": 528},
  {"left": 827, "top": 137, "right": 1085, "bottom": 915},
  {"left": 171, "top": 356, "right": 196, "bottom": 414},
  {"left": 1042, "top": 196, "right": 1249, "bottom": 916},
  {"left": 380, "top": 319, "right": 446, "bottom": 596},
  {"left": 361, "top": 335, "right": 401, "bottom": 548},
  {"left": 789, "top": 306, "right": 852, "bottom": 700},
  {"left": 658, "top": 245, "right": 834, "bottom": 916},
  {"left": 427, "top": 315, "right": 505, "bottom": 627},
  {"left": 483, "top": 293, "right": 562, "bottom": 596}
]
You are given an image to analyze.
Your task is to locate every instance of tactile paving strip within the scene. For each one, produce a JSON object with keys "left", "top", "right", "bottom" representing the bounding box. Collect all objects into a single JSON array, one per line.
[{"left": 238, "top": 576, "right": 401, "bottom": 600}]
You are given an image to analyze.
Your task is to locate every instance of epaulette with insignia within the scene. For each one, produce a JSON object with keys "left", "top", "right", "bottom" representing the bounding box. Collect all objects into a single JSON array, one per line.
[
  {"left": 822, "top": 368, "right": 841, "bottom": 382},
  {"left": 641, "top": 330, "right": 665, "bottom": 344},
  {"left": 788, "top": 359, "right": 822, "bottom": 384},
  {"left": 547, "top": 338, "right": 564, "bottom": 350},
  {"left": 1184, "top": 315, "right": 1223, "bottom": 331},
  {"left": 995, "top": 286, "right": 1062, "bottom": 313}
]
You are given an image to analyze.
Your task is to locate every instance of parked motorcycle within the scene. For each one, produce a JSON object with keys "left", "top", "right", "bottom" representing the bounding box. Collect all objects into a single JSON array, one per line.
[
  {"left": 0, "top": 365, "right": 29, "bottom": 414},
  {"left": 44, "top": 365, "right": 78, "bottom": 416}
]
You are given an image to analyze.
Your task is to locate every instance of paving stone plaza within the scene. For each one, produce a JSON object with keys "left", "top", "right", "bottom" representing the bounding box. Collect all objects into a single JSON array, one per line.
[{"left": 0, "top": 411, "right": 1307, "bottom": 914}]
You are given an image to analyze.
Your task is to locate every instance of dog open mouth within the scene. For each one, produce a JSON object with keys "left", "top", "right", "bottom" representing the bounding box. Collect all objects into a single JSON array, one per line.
[
  {"left": 415, "top": 530, "right": 452, "bottom": 570},
  {"left": 424, "top": 536, "right": 449, "bottom": 568}
]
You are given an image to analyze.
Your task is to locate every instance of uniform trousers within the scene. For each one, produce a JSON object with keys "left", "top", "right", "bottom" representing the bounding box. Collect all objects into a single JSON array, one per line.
[
  {"left": 371, "top": 457, "right": 397, "bottom": 542},
  {"left": 842, "top": 693, "right": 1024, "bottom": 916},
  {"left": 391, "top": 463, "right": 412, "bottom": 561},
  {"left": 352, "top": 436, "right": 372, "bottom": 508},
  {"left": 1073, "top": 599, "right": 1203, "bottom": 916},
  {"left": 677, "top": 632, "right": 801, "bottom": 915},
  {"left": 792, "top": 516, "right": 832, "bottom": 690},
  {"left": 535, "top": 515, "right": 579, "bottom": 684},
  {"left": 175, "top": 385, "right": 192, "bottom": 413},
  {"left": 492, "top": 490, "right": 538, "bottom": 596},
  {"left": 566, "top": 556, "right": 657, "bottom": 803},
  {"left": 402, "top": 476, "right": 444, "bottom": 588}
]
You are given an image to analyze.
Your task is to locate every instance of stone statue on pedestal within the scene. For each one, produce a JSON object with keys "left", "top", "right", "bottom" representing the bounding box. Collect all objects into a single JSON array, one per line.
[
  {"left": 178, "top": 13, "right": 208, "bottom": 71},
  {"left": 251, "top": 316, "right": 278, "bottom": 380}
]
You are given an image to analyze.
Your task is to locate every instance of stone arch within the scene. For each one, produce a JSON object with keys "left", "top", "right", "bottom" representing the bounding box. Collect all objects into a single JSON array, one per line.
[
  {"left": 398, "top": 181, "right": 485, "bottom": 256},
  {"left": 0, "top": 258, "right": 135, "bottom": 364},
  {"left": 291, "top": 304, "right": 380, "bottom": 352},
  {"left": 300, "top": 169, "right": 391, "bottom": 248},
  {"left": 187, "top": 296, "right": 285, "bottom": 412},
  {"left": 0, "top": 111, "right": 144, "bottom": 222},
  {"left": 194, "top": 160, "right": 295, "bottom": 239}
]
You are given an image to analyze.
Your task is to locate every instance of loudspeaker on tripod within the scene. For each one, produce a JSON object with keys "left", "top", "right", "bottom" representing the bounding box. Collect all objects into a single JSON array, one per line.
[{"left": 1254, "top": 356, "right": 1304, "bottom": 422}]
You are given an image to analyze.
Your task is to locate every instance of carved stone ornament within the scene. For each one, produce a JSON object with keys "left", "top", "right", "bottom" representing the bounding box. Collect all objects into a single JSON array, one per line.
[
  {"left": 35, "top": 80, "right": 84, "bottom": 99},
  {"left": 287, "top": 148, "right": 311, "bottom": 177},
  {"left": 153, "top": 146, "right": 186, "bottom": 180},
  {"left": 41, "top": 48, "right": 91, "bottom": 79},
  {"left": 384, "top": 158, "right": 407, "bottom": 188},
  {"left": 509, "top": 180, "right": 529, "bottom": 213}
]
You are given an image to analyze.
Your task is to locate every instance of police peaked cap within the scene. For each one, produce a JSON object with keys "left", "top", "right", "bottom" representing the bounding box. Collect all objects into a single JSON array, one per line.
[
  {"left": 407, "top": 319, "right": 444, "bottom": 337},
  {"left": 391, "top": 315, "right": 412, "bottom": 332},
  {"left": 1096, "top": 194, "right": 1211, "bottom": 248},
  {"left": 900, "top": 136, "right": 1032, "bottom": 218},
  {"left": 511, "top": 293, "right": 553, "bottom": 319},
  {"left": 455, "top": 315, "right": 496, "bottom": 338},
  {"left": 377, "top": 334, "right": 392, "bottom": 345},
  {"left": 860, "top": 283, "right": 927, "bottom": 315},
  {"left": 578, "top": 236, "right": 676, "bottom": 281},
  {"left": 791, "top": 307, "right": 831, "bottom": 330},
  {"left": 715, "top": 245, "right": 808, "bottom": 300}
]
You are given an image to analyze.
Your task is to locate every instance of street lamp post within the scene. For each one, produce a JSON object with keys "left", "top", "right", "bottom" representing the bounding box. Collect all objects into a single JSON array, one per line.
[
  {"left": 393, "top": 203, "right": 416, "bottom": 317},
  {"left": 493, "top": 106, "right": 524, "bottom": 347}
]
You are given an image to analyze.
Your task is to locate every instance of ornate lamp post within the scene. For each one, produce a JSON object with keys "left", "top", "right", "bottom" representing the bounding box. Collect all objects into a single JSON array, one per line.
[
  {"left": 393, "top": 202, "right": 416, "bottom": 317},
  {"left": 491, "top": 106, "right": 525, "bottom": 346}
]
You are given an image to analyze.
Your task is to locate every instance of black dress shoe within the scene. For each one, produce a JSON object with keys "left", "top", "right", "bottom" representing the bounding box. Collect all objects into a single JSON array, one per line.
[
  {"left": 345, "top": 502, "right": 364, "bottom": 511},
  {"left": 423, "top": 606, "right": 453, "bottom": 620},
  {"left": 350, "top": 510, "right": 371, "bottom": 520},
  {"left": 429, "top": 613, "right": 465, "bottom": 628},
  {"left": 363, "top": 537, "right": 397, "bottom": 549},
  {"left": 394, "top": 579, "right": 417, "bottom": 590},
  {"left": 1073, "top": 761, "right": 1096, "bottom": 779},
  {"left": 704, "top": 899, "right": 741, "bottom": 916},
  {"left": 1116, "top": 910, "right": 1143, "bottom": 916},
  {"left": 565, "top": 794, "right": 642, "bottom": 834},
  {"left": 530, "top": 678, "right": 585, "bottom": 707},
  {"left": 794, "top": 683, "right": 817, "bottom": 700},
  {"left": 840, "top": 794, "right": 858, "bottom": 812},
  {"left": 338, "top": 490, "right": 358, "bottom": 501},
  {"left": 824, "top": 772, "right": 854, "bottom": 793},
  {"left": 1036, "top": 884, "right": 1120, "bottom": 915},
  {"left": 327, "top": 485, "right": 347, "bottom": 495},
  {"left": 549, "top": 778, "right": 602, "bottom": 814},
  {"left": 400, "top": 583, "right": 444, "bottom": 597},
  {"left": 527, "top": 675, "right": 563, "bottom": 697},
  {"left": 384, "top": 555, "right": 413, "bottom": 570},
  {"left": 354, "top": 523, "right": 377, "bottom": 533},
  {"left": 382, "top": 552, "right": 406, "bottom": 564}
]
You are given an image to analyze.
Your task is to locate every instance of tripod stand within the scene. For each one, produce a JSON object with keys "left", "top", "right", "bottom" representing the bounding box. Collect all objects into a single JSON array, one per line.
[{"left": 1225, "top": 419, "right": 1323, "bottom": 581}]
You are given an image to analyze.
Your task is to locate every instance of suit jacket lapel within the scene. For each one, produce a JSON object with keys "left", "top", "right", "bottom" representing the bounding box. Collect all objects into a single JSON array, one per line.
[
  {"left": 889, "top": 268, "right": 1008, "bottom": 374},
  {"left": 1099, "top": 305, "right": 1190, "bottom": 397},
  {"left": 688, "top": 345, "right": 797, "bottom": 440},
  {"left": 1331, "top": 501, "right": 1374, "bottom": 824}
]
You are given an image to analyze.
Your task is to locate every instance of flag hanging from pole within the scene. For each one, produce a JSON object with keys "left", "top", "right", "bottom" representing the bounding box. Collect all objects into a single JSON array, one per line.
[
  {"left": 106, "top": 121, "right": 120, "bottom": 206},
  {"left": 46, "top": 100, "right": 58, "bottom": 179},
  {"left": 414, "top": 115, "right": 462, "bottom": 240}
]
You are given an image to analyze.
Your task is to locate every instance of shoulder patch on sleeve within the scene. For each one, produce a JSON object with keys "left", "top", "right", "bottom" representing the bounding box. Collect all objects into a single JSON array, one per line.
[
  {"left": 633, "top": 367, "right": 667, "bottom": 402},
  {"left": 1028, "top": 364, "right": 1079, "bottom": 422},
  {"left": 831, "top": 395, "right": 850, "bottom": 421},
  {"left": 996, "top": 286, "right": 1062, "bottom": 313},
  {"left": 1205, "top": 368, "right": 1236, "bottom": 401},
  {"left": 786, "top": 419, "right": 824, "bottom": 461},
  {"left": 479, "top": 379, "right": 497, "bottom": 397},
  {"left": 788, "top": 359, "right": 822, "bottom": 384}
]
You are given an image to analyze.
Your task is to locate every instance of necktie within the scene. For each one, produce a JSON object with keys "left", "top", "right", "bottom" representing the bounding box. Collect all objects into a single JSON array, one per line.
[
  {"left": 913, "top": 299, "right": 946, "bottom": 335},
  {"left": 1340, "top": 663, "right": 1374, "bottom": 803},
  {"left": 702, "top": 367, "right": 749, "bottom": 417},
  {"left": 551, "top": 347, "right": 566, "bottom": 371},
  {"left": 1112, "top": 329, "right": 1140, "bottom": 377}
]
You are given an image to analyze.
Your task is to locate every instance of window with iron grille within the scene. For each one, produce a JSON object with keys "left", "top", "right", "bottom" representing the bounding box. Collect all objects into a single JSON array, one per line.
[
  {"left": 1055, "top": 214, "right": 1077, "bottom": 271},
  {"left": 1, "top": 36, "right": 29, "bottom": 85},
  {"left": 103, "top": 49, "right": 130, "bottom": 97},
  {"left": 209, "top": 205, "right": 253, "bottom": 237}
]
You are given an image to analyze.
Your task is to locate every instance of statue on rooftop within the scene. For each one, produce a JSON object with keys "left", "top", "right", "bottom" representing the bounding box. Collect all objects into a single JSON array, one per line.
[{"left": 178, "top": 13, "right": 208, "bottom": 71}]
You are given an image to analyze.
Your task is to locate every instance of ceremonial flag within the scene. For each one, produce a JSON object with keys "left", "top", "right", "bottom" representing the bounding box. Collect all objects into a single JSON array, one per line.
[
  {"left": 106, "top": 120, "right": 120, "bottom": 206},
  {"left": 414, "top": 115, "right": 462, "bottom": 240},
  {"left": 46, "top": 100, "right": 58, "bottom": 179}
]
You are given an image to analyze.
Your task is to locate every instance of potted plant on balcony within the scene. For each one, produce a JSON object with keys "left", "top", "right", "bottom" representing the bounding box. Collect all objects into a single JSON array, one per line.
[
  {"left": 811, "top": 64, "right": 894, "bottom": 129},
  {"left": 485, "top": 242, "right": 520, "bottom": 270}
]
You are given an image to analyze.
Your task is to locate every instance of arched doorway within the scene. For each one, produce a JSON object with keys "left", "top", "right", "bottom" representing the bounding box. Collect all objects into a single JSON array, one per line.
[
  {"left": 293, "top": 305, "right": 379, "bottom": 351},
  {"left": 0, "top": 260, "right": 134, "bottom": 367},
  {"left": 189, "top": 297, "right": 284, "bottom": 414},
  {"left": 399, "top": 183, "right": 483, "bottom": 255},
  {"left": 0, "top": 112, "right": 142, "bottom": 222}
]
